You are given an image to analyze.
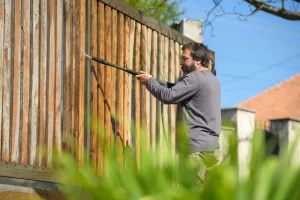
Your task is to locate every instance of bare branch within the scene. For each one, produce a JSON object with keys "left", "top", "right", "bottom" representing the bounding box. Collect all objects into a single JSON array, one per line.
[
  {"left": 244, "top": 0, "right": 300, "bottom": 20},
  {"left": 282, "top": 0, "right": 285, "bottom": 9}
]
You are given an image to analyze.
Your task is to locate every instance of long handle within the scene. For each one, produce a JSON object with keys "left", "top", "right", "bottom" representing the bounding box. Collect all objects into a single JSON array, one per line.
[{"left": 85, "top": 53, "right": 140, "bottom": 75}]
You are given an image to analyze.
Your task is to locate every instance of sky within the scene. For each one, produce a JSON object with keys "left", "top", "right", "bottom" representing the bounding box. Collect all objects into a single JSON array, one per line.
[{"left": 179, "top": 0, "right": 300, "bottom": 108}]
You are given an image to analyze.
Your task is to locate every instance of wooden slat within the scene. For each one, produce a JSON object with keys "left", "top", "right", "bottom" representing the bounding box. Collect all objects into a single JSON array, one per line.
[
  {"left": 97, "top": 1, "right": 105, "bottom": 176},
  {"left": 11, "top": 0, "right": 22, "bottom": 163},
  {"left": 71, "top": 0, "right": 77, "bottom": 158},
  {"left": 0, "top": 0, "right": 4, "bottom": 156},
  {"left": 30, "top": 0, "right": 40, "bottom": 166},
  {"left": 21, "top": 0, "right": 31, "bottom": 164},
  {"left": 111, "top": 9, "right": 117, "bottom": 148},
  {"left": 150, "top": 31, "right": 158, "bottom": 150},
  {"left": 38, "top": 0, "right": 48, "bottom": 166},
  {"left": 163, "top": 37, "right": 169, "bottom": 156},
  {"left": 116, "top": 12, "right": 124, "bottom": 167},
  {"left": 55, "top": 0, "right": 62, "bottom": 155},
  {"left": 169, "top": 40, "right": 176, "bottom": 156},
  {"left": 104, "top": 5, "right": 112, "bottom": 173},
  {"left": 47, "top": 0, "right": 56, "bottom": 167},
  {"left": 146, "top": 28, "right": 152, "bottom": 149},
  {"left": 2, "top": 0, "right": 12, "bottom": 161},
  {"left": 133, "top": 22, "right": 141, "bottom": 168},
  {"left": 77, "top": 0, "right": 86, "bottom": 167},
  {"left": 123, "top": 16, "right": 131, "bottom": 150},
  {"left": 140, "top": 25, "right": 147, "bottom": 154},
  {"left": 64, "top": 0, "right": 73, "bottom": 154},
  {"left": 90, "top": 0, "right": 97, "bottom": 170},
  {"left": 157, "top": 35, "right": 164, "bottom": 163}
]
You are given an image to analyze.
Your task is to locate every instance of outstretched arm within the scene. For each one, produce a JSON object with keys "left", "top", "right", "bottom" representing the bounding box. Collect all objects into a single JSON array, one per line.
[{"left": 136, "top": 71, "right": 198, "bottom": 104}]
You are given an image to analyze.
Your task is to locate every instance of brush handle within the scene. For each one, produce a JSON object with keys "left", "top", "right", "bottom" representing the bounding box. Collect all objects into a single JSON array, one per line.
[{"left": 91, "top": 56, "right": 140, "bottom": 75}]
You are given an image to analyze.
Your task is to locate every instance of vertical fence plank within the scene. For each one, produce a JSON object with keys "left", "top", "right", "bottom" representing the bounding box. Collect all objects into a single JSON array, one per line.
[
  {"left": 123, "top": 16, "right": 131, "bottom": 150},
  {"left": 104, "top": 5, "right": 112, "bottom": 173},
  {"left": 97, "top": 1, "right": 105, "bottom": 176},
  {"left": 150, "top": 31, "right": 157, "bottom": 150},
  {"left": 163, "top": 37, "right": 169, "bottom": 156},
  {"left": 64, "top": 0, "right": 73, "bottom": 154},
  {"left": 11, "top": 0, "right": 22, "bottom": 163},
  {"left": 77, "top": 0, "right": 86, "bottom": 167},
  {"left": 140, "top": 25, "right": 147, "bottom": 155},
  {"left": 169, "top": 40, "right": 176, "bottom": 156},
  {"left": 21, "top": 0, "right": 31, "bottom": 164},
  {"left": 0, "top": 0, "right": 4, "bottom": 156},
  {"left": 133, "top": 22, "right": 141, "bottom": 167},
  {"left": 38, "top": 0, "right": 47, "bottom": 166},
  {"left": 47, "top": 0, "right": 56, "bottom": 167},
  {"left": 127, "top": 19, "right": 135, "bottom": 148},
  {"left": 55, "top": 0, "right": 62, "bottom": 155},
  {"left": 90, "top": 0, "right": 97, "bottom": 170},
  {"left": 2, "top": 0, "right": 12, "bottom": 161},
  {"left": 146, "top": 28, "right": 152, "bottom": 149},
  {"left": 111, "top": 9, "right": 117, "bottom": 148},
  {"left": 157, "top": 35, "right": 164, "bottom": 163},
  {"left": 30, "top": 0, "right": 40, "bottom": 166},
  {"left": 71, "top": 0, "right": 77, "bottom": 158},
  {"left": 116, "top": 12, "right": 124, "bottom": 167}
]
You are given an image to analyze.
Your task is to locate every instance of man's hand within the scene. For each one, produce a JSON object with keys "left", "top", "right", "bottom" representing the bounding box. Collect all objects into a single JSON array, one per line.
[{"left": 136, "top": 71, "right": 152, "bottom": 85}]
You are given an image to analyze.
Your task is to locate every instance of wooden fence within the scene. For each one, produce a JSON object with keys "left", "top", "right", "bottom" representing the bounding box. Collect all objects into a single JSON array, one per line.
[{"left": 0, "top": 0, "right": 215, "bottom": 178}]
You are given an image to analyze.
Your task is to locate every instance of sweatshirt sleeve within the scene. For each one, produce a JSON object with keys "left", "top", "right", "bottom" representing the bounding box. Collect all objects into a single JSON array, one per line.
[{"left": 146, "top": 73, "right": 199, "bottom": 104}]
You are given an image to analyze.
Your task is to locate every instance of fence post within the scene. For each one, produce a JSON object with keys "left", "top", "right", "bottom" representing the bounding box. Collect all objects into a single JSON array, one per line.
[
  {"left": 221, "top": 107, "right": 256, "bottom": 179},
  {"left": 270, "top": 118, "right": 300, "bottom": 167}
]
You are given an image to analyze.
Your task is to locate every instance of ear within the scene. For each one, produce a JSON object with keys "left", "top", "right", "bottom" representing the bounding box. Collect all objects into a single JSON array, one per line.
[{"left": 195, "top": 60, "right": 201, "bottom": 66}]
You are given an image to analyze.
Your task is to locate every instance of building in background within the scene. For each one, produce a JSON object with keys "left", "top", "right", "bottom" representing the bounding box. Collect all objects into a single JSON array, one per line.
[{"left": 237, "top": 73, "right": 300, "bottom": 130}]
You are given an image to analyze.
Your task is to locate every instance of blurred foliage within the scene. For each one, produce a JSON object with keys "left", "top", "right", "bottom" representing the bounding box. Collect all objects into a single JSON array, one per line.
[
  {"left": 55, "top": 125, "right": 300, "bottom": 200},
  {"left": 122, "top": 0, "right": 185, "bottom": 25}
]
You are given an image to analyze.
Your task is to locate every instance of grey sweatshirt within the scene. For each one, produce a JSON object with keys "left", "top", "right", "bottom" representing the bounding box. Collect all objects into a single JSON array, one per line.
[{"left": 146, "top": 70, "right": 221, "bottom": 152}]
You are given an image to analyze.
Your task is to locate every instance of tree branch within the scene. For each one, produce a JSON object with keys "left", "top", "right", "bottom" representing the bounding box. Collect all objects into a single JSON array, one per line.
[{"left": 244, "top": 0, "right": 300, "bottom": 20}]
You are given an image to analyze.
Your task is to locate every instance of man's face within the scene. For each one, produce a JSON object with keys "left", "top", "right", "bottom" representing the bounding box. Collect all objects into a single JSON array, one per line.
[{"left": 180, "top": 49, "right": 196, "bottom": 74}]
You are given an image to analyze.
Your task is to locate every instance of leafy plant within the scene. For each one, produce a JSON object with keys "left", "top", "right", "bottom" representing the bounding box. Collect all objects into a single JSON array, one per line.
[{"left": 55, "top": 126, "right": 300, "bottom": 200}]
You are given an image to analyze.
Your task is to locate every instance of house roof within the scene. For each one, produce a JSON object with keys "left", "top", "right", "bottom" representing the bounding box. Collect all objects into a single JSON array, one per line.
[{"left": 237, "top": 73, "right": 300, "bottom": 128}]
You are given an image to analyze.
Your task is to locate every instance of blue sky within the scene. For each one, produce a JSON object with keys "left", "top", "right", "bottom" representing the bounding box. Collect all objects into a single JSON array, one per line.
[{"left": 179, "top": 0, "right": 300, "bottom": 108}]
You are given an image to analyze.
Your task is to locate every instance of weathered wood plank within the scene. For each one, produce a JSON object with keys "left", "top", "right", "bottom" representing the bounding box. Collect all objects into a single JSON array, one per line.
[
  {"left": 77, "top": 0, "right": 86, "bottom": 167},
  {"left": 123, "top": 16, "right": 131, "bottom": 150},
  {"left": 0, "top": 0, "right": 4, "bottom": 155},
  {"left": 127, "top": 19, "right": 136, "bottom": 148},
  {"left": 11, "top": 0, "right": 22, "bottom": 163},
  {"left": 116, "top": 12, "right": 124, "bottom": 167},
  {"left": 111, "top": 8, "right": 117, "bottom": 148},
  {"left": 104, "top": 5, "right": 112, "bottom": 173},
  {"left": 2, "top": 0, "right": 12, "bottom": 161},
  {"left": 150, "top": 31, "right": 158, "bottom": 150},
  {"left": 30, "top": 0, "right": 40, "bottom": 166},
  {"left": 140, "top": 25, "right": 147, "bottom": 154},
  {"left": 55, "top": 0, "right": 63, "bottom": 155},
  {"left": 64, "top": 0, "right": 73, "bottom": 154},
  {"left": 163, "top": 37, "right": 169, "bottom": 156},
  {"left": 47, "top": 0, "right": 56, "bottom": 167},
  {"left": 169, "top": 40, "right": 176, "bottom": 156},
  {"left": 96, "top": 1, "right": 105, "bottom": 176},
  {"left": 38, "top": 0, "right": 48, "bottom": 167},
  {"left": 146, "top": 28, "right": 152, "bottom": 149},
  {"left": 90, "top": 0, "right": 98, "bottom": 170},
  {"left": 157, "top": 35, "right": 164, "bottom": 163},
  {"left": 21, "top": 0, "right": 31, "bottom": 165},
  {"left": 134, "top": 22, "right": 141, "bottom": 168}
]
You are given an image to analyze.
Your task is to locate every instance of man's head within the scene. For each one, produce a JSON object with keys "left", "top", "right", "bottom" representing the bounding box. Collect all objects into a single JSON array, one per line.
[{"left": 180, "top": 43, "right": 210, "bottom": 73}]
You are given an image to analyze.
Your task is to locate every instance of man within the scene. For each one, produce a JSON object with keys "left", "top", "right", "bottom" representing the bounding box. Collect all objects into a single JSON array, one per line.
[{"left": 136, "top": 43, "right": 221, "bottom": 184}]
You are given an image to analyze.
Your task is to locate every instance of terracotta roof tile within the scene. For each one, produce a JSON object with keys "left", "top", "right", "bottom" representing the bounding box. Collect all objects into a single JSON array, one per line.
[{"left": 237, "top": 73, "right": 300, "bottom": 129}]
